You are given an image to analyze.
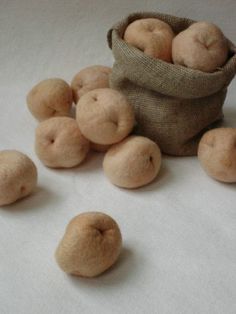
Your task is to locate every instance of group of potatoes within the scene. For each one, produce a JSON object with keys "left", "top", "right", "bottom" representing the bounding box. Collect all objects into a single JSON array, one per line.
[
  {"left": 0, "top": 65, "right": 163, "bottom": 277},
  {"left": 124, "top": 18, "right": 229, "bottom": 72},
  {"left": 28, "top": 72, "right": 162, "bottom": 189},
  {"left": 0, "top": 17, "right": 235, "bottom": 278}
]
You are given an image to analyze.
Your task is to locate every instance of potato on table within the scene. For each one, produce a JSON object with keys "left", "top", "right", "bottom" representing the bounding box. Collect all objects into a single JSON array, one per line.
[
  {"left": 198, "top": 128, "right": 236, "bottom": 182},
  {"left": 76, "top": 88, "right": 135, "bottom": 145},
  {"left": 35, "top": 117, "right": 90, "bottom": 168},
  {"left": 27, "top": 78, "right": 73, "bottom": 121},
  {"left": 55, "top": 212, "right": 122, "bottom": 277},
  {"left": 71, "top": 65, "right": 111, "bottom": 103},
  {"left": 103, "top": 136, "right": 162, "bottom": 188},
  {"left": 0, "top": 150, "right": 37, "bottom": 206}
]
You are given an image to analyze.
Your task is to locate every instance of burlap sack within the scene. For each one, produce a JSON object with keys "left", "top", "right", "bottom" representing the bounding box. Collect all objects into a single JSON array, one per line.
[{"left": 107, "top": 12, "right": 236, "bottom": 156}]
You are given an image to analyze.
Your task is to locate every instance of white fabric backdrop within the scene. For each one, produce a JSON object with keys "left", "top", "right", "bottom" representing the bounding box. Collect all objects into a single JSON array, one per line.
[{"left": 0, "top": 1, "right": 236, "bottom": 313}]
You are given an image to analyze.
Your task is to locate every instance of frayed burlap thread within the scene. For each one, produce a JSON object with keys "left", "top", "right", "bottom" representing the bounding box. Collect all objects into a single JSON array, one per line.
[{"left": 107, "top": 12, "right": 236, "bottom": 156}]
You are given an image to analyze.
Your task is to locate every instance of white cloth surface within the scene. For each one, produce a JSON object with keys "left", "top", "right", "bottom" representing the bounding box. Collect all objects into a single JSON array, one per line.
[{"left": 0, "top": 1, "right": 236, "bottom": 313}]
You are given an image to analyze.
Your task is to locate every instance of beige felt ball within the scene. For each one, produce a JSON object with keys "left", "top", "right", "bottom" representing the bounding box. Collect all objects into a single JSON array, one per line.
[
  {"left": 198, "top": 128, "right": 236, "bottom": 183},
  {"left": 123, "top": 18, "right": 174, "bottom": 62},
  {"left": 103, "top": 136, "right": 162, "bottom": 188},
  {"left": 172, "top": 21, "right": 229, "bottom": 72},
  {"left": 27, "top": 78, "right": 73, "bottom": 121},
  {"left": 55, "top": 212, "right": 122, "bottom": 277},
  {"left": 0, "top": 150, "right": 37, "bottom": 206},
  {"left": 35, "top": 117, "right": 90, "bottom": 168},
  {"left": 76, "top": 88, "right": 135, "bottom": 145},
  {"left": 71, "top": 65, "right": 111, "bottom": 103}
]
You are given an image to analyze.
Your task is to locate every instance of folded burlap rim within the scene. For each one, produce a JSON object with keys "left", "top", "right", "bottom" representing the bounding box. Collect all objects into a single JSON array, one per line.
[{"left": 107, "top": 11, "right": 236, "bottom": 99}]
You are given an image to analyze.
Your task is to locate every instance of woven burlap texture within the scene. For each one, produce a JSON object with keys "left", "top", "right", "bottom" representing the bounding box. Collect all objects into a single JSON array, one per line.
[{"left": 107, "top": 12, "right": 236, "bottom": 156}]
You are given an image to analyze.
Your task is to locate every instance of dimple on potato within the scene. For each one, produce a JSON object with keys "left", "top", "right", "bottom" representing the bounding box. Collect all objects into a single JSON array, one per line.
[
  {"left": 71, "top": 65, "right": 111, "bottom": 103},
  {"left": 35, "top": 117, "right": 90, "bottom": 168},
  {"left": 76, "top": 88, "right": 135, "bottom": 145},
  {"left": 27, "top": 78, "right": 73, "bottom": 121},
  {"left": 123, "top": 18, "right": 174, "bottom": 62},
  {"left": 172, "top": 21, "right": 229, "bottom": 72},
  {"left": 103, "top": 136, "right": 162, "bottom": 188},
  {"left": 0, "top": 150, "right": 37, "bottom": 206},
  {"left": 198, "top": 128, "right": 236, "bottom": 183},
  {"left": 55, "top": 212, "right": 122, "bottom": 277}
]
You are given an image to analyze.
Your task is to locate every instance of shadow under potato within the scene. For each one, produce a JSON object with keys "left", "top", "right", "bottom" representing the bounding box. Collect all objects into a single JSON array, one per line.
[
  {"left": 112, "top": 162, "right": 172, "bottom": 194},
  {"left": 68, "top": 247, "right": 139, "bottom": 287},
  {"left": 135, "top": 163, "right": 171, "bottom": 193},
  {"left": 0, "top": 185, "right": 59, "bottom": 213},
  {"left": 50, "top": 151, "right": 104, "bottom": 176},
  {"left": 222, "top": 107, "right": 236, "bottom": 127}
]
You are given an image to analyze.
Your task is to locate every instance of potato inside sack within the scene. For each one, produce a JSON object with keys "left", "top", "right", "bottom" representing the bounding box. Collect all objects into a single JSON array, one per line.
[
  {"left": 123, "top": 18, "right": 174, "bottom": 62},
  {"left": 172, "top": 22, "right": 229, "bottom": 72}
]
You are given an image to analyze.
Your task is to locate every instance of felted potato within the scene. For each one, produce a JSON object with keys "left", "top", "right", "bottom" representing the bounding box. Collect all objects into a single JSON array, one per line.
[
  {"left": 0, "top": 150, "right": 37, "bottom": 206},
  {"left": 198, "top": 128, "right": 236, "bottom": 183},
  {"left": 103, "top": 136, "right": 162, "bottom": 188},
  {"left": 35, "top": 117, "right": 90, "bottom": 168},
  {"left": 71, "top": 65, "right": 111, "bottom": 103},
  {"left": 172, "top": 21, "right": 229, "bottom": 72},
  {"left": 123, "top": 18, "right": 174, "bottom": 62},
  {"left": 55, "top": 212, "right": 122, "bottom": 277},
  {"left": 27, "top": 78, "right": 73, "bottom": 121},
  {"left": 76, "top": 88, "right": 135, "bottom": 145}
]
